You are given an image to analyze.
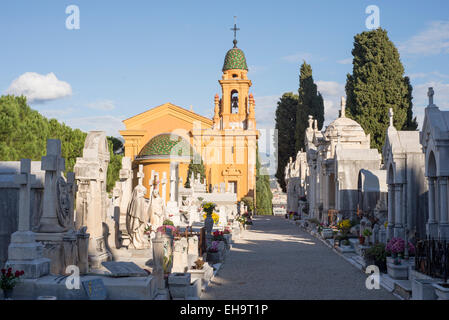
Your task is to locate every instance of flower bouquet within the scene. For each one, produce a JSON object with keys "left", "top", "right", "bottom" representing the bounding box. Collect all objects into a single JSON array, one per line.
[
  {"left": 1, "top": 268, "right": 24, "bottom": 299},
  {"left": 386, "top": 237, "right": 415, "bottom": 260}
]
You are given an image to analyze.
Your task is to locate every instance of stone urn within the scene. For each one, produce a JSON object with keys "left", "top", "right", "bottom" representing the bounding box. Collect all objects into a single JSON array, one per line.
[{"left": 204, "top": 214, "right": 214, "bottom": 235}]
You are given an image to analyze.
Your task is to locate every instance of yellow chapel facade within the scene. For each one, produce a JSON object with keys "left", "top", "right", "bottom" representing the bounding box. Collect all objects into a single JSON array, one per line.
[{"left": 120, "top": 38, "right": 259, "bottom": 203}]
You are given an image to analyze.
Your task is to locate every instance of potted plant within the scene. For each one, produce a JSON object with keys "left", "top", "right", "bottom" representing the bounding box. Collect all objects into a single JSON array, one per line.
[
  {"left": 362, "top": 229, "right": 372, "bottom": 245},
  {"left": 1, "top": 268, "right": 25, "bottom": 300},
  {"left": 206, "top": 241, "right": 221, "bottom": 264},
  {"left": 363, "top": 243, "right": 387, "bottom": 272},
  {"left": 385, "top": 237, "right": 415, "bottom": 279}
]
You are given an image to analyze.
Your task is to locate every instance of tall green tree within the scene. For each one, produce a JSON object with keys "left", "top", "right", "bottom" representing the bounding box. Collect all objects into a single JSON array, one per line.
[
  {"left": 0, "top": 95, "right": 123, "bottom": 192},
  {"left": 295, "top": 61, "right": 325, "bottom": 153},
  {"left": 345, "top": 28, "right": 418, "bottom": 151},
  {"left": 256, "top": 144, "right": 273, "bottom": 215},
  {"left": 274, "top": 92, "right": 298, "bottom": 192}
]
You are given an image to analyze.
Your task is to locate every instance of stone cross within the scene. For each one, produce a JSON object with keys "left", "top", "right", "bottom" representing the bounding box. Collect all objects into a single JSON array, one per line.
[
  {"left": 14, "top": 159, "right": 35, "bottom": 232},
  {"left": 389, "top": 108, "right": 394, "bottom": 127},
  {"left": 137, "top": 164, "right": 144, "bottom": 187},
  {"left": 39, "top": 139, "right": 66, "bottom": 232},
  {"left": 428, "top": 87, "right": 434, "bottom": 106},
  {"left": 170, "top": 166, "right": 177, "bottom": 202},
  {"left": 340, "top": 96, "right": 346, "bottom": 117},
  {"left": 308, "top": 115, "right": 313, "bottom": 129}
]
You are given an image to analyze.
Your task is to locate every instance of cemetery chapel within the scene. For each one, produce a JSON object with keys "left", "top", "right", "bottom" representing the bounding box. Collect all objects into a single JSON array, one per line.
[{"left": 120, "top": 28, "right": 259, "bottom": 202}]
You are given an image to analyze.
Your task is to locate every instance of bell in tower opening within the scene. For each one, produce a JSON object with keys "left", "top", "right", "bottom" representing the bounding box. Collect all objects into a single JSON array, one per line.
[{"left": 231, "top": 90, "right": 239, "bottom": 113}]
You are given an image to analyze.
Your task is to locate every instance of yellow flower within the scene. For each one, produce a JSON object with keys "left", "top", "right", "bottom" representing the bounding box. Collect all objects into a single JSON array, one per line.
[{"left": 203, "top": 212, "right": 220, "bottom": 224}]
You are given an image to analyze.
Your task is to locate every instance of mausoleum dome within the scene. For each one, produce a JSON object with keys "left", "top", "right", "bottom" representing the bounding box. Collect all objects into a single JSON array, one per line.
[
  {"left": 325, "top": 116, "right": 366, "bottom": 138},
  {"left": 137, "top": 134, "right": 194, "bottom": 159}
]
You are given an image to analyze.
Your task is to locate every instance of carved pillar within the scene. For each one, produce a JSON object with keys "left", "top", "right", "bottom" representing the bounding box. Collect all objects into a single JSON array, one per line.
[
  {"left": 439, "top": 177, "right": 449, "bottom": 240},
  {"left": 387, "top": 184, "right": 395, "bottom": 240},
  {"left": 394, "top": 184, "right": 404, "bottom": 239},
  {"left": 427, "top": 177, "right": 438, "bottom": 238}
]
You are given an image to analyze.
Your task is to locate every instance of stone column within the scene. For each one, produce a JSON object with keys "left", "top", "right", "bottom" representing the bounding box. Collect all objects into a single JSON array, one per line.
[
  {"left": 387, "top": 184, "right": 395, "bottom": 240},
  {"left": 427, "top": 177, "right": 438, "bottom": 238},
  {"left": 439, "top": 177, "right": 449, "bottom": 240},
  {"left": 394, "top": 184, "right": 405, "bottom": 239},
  {"left": 151, "top": 235, "right": 166, "bottom": 290},
  {"left": 6, "top": 159, "right": 50, "bottom": 279}
]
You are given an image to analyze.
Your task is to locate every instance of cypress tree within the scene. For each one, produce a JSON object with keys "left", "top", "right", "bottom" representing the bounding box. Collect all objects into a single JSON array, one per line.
[
  {"left": 274, "top": 92, "right": 298, "bottom": 192},
  {"left": 185, "top": 158, "right": 206, "bottom": 188},
  {"left": 345, "top": 28, "right": 418, "bottom": 151},
  {"left": 295, "top": 61, "right": 325, "bottom": 153}
]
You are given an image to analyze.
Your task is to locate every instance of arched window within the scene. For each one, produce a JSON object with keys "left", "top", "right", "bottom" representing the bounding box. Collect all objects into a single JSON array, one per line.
[{"left": 231, "top": 90, "right": 239, "bottom": 114}]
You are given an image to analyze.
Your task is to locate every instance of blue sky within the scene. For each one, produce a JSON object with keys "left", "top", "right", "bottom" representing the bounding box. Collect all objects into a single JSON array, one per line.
[{"left": 1, "top": 0, "right": 449, "bottom": 138}]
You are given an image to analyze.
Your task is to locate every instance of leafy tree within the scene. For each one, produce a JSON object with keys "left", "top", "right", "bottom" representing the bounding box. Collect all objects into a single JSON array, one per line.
[
  {"left": 108, "top": 136, "right": 124, "bottom": 154},
  {"left": 107, "top": 138, "right": 123, "bottom": 193},
  {"left": 274, "top": 92, "right": 298, "bottom": 192},
  {"left": 345, "top": 28, "right": 418, "bottom": 151},
  {"left": 295, "top": 61, "right": 324, "bottom": 153},
  {"left": 0, "top": 95, "right": 122, "bottom": 193}
]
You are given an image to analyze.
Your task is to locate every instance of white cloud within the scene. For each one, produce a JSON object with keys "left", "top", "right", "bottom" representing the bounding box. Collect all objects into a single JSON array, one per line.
[
  {"left": 281, "top": 52, "right": 313, "bottom": 63},
  {"left": 87, "top": 100, "right": 116, "bottom": 111},
  {"left": 399, "top": 21, "right": 449, "bottom": 56},
  {"left": 6, "top": 72, "right": 72, "bottom": 103},
  {"left": 337, "top": 58, "right": 352, "bottom": 65},
  {"left": 65, "top": 115, "right": 125, "bottom": 137}
]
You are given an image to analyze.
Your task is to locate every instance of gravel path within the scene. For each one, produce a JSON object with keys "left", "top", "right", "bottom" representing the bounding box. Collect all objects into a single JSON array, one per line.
[{"left": 202, "top": 216, "right": 396, "bottom": 300}]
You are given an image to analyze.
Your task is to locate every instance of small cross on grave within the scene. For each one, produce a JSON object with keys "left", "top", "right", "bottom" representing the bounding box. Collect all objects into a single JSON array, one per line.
[
  {"left": 428, "top": 87, "right": 435, "bottom": 106},
  {"left": 39, "top": 139, "right": 67, "bottom": 232},
  {"left": 14, "top": 159, "right": 35, "bottom": 232}
]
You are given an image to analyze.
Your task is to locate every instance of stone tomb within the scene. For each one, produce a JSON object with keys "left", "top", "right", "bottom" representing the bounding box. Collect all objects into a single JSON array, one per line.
[
  {"left": 5, "top": 159, "right": 50, "bottom": 279},
  {"left": 74, "top": 131, "right": 111, "bottom": 268},
  {"left": 101, "top": 261, "right": 148, "bottom": 277}
]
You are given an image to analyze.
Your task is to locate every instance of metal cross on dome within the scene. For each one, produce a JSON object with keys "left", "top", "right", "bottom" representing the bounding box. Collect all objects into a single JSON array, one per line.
[{"left": 230, "top": 16, "right": 240, "bottom": 47}]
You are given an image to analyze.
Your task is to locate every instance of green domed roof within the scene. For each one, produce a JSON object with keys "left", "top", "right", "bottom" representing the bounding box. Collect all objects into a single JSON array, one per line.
[
  {"left": 138, "top": 134, "right": 194, "bottom": 158},
  {"left": 222, "top": 47, "right": 248, "bottom": 72}
]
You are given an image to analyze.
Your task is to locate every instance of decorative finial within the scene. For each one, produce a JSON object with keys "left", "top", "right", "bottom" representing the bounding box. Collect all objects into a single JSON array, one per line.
[
  {"left": 308, "top": 115, "right": 314, "bottom": 129},
  {"left": 230, "top": 16, "right": 240, "bottom": 48},
  {"left": 340, "top": 96, "right": 346, "bottom": 118},
  {"left": 428, "top": 87, "right": 435, "bottom": 106},
  {"left": 388, "top": 108, "right": 394, "bottom": 127}
]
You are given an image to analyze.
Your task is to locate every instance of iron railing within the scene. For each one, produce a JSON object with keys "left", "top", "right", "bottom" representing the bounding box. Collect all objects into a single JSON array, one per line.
[{"left": 415, "top": 238, "right": 449, "bottom": 282}]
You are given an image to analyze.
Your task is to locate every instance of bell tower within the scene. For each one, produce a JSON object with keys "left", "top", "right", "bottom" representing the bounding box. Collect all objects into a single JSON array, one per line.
[
  {"left": 213, "top": 21, "right": 255, "bottom": 130},
  {"left": 194, "top": 19, "right": 258, "bottom": 202}
]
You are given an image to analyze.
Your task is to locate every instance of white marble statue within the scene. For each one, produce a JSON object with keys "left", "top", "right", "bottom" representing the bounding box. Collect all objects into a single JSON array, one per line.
[
  {"left": 149, "top": 178, "right": 167, "bottom": 231},
  {"left": 126, "top": 166, "right": 150, "bottom": 249}
]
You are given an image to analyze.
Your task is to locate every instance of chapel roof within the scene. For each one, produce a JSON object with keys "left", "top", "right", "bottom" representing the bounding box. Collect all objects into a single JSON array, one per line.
[{"left": 137, "top": 133, "right": 194, "bottom": 158}]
